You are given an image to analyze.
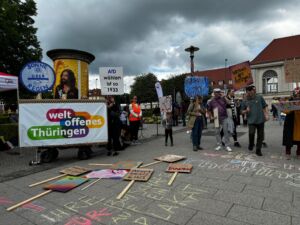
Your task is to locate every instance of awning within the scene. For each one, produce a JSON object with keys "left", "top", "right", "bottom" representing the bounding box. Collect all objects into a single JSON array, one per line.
[{"left": 0, "top": 72, "right": 18, "bottom": 92}]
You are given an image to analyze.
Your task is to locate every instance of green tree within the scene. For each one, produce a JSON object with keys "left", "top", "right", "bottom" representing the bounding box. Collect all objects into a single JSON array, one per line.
[
  {"left": 130, "top": 73, "right": 158, "bottom": 106},
  {"left": 0, "top": 0, "right": 42, "bottom": 102}
]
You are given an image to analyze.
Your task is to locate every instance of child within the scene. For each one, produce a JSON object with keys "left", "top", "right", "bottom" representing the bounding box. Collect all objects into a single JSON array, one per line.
[{"left": 162, "top": 111, "right": 173, "bottom": 146}]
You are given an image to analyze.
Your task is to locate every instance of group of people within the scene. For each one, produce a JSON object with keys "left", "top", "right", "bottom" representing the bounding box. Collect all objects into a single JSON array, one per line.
[
  {"left": 185, "top": 85, "right": 268, "bottom": 156},
  {"left": 106, "top": 95, "right": 142, "bottom": 156}
]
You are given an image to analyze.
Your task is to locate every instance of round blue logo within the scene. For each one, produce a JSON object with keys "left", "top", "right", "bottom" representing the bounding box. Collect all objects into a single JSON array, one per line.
[{"left": 20, "top": 61, "right": 56, "bottom": 93}]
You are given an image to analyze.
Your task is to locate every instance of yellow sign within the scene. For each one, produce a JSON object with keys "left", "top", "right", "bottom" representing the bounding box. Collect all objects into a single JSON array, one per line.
[
  {"left": 230, "top": 61, "right": 253, "bottom": 91},
  {"left": 53, "top": 59, "right": 89, "bottom": 99}
]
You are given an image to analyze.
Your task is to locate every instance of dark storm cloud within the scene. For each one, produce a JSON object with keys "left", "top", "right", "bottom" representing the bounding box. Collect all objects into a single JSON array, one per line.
[{"left": 35, "top": 0, "right": 300, "bottom": 76}]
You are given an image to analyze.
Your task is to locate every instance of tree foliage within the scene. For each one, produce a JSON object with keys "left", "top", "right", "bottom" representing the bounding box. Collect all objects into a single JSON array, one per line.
[
  {"left": 130, "top": 73, "right": 158, "bottom": 103},
  {"left": 0, "top": 0, "right": 42, "bottom": 102}
]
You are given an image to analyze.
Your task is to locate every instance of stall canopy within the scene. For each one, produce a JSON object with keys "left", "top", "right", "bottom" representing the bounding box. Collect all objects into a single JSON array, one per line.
[{"left": 0, "top": 72, "right": 18, "bottom": 92}]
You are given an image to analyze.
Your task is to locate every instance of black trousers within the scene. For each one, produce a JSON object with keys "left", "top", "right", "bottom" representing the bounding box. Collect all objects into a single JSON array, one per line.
[
  {"left": 130, "top": 120, "right": 140, "bottom": 141},
  {"left": 165, "top": 128, "right": 173, "bottom": 144},
  {"left": 248, "top": 123, "right": 264, "bottom": 150}
]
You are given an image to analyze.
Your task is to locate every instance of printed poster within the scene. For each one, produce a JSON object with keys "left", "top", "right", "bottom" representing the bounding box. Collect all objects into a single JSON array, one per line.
[
  {"left": 19, "top": 102, "right": 108, "bottom": 147},
  {"left": 284, "top": 58, "right": 300, "bottom": 83}
]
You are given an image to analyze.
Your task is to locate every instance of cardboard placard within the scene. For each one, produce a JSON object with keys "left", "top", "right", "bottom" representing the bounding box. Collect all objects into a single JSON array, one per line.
[
  {"left": 85, "top": 169, "right": 128, "bottom": 179},
  {"left": 284, "top": 59, "right": 300, "bottom": 83},
  {"left": 60, "top": 166, "right": 91, "bottom": 176},
  {"left": 155, "top": 154, "right": 186, "bottom": 163},
  {"left": 123, "top": 168, "right": 153, "bottom": 181},
  {"left": 44, "top": 176, "right": 88, "bottom": 192},
  {"left": 110, "top": 161, "right": 143, "bottom": 170},
  {"left": 274, "top": 100, "right": 300, "bottom": 111},
  {"left": 230, "top": 61, "right": 253, "bottom": 91},
  {"left": 166, "top": 163, "right": 193, "bottom": 173},
  {"left": 213, "top": 108, "right": 219, "bottom": 128}
]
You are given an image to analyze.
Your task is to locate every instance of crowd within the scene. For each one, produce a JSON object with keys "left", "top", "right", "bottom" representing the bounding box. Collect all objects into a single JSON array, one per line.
[{"left": 103, "top": 85, "right": 300, "bottom": 160}]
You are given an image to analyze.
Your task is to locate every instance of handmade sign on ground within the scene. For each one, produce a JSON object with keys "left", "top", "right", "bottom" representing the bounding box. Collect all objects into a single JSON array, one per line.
[
  {"left": 166, "top": 163, "right": 193, "bottom": 173},
  {"left": 7, "top": 176, "right": 88, "bottom": 211},
  {"left": 110, "top": 161, "right": 143, "bottom": 170},
  {"left": 85, "top": 169, "right": 128, "bottom": 179},
  {"left": 155, "top": 154, "right": 186, "bottom": 163},
  {"left": 123, "top": 168, "right": 154, "bottom": 181},
  {"left": 29, "top": 166, "right": 91, "bottom": 187},
  {"left": 44, "top": 176, "right": 88, "bottom": 192},
  {"left": 166, "top": 163, "right": 193, "bottom": 186}
]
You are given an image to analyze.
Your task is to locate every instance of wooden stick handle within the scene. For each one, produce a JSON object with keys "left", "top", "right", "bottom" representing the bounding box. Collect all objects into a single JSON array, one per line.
[
  {"left": 7, "top": 190, "right": 52, "bottom": 211},
  {"left": 140, "top": 161, "right": 161, "bottom": 168},
  {"left": 168, "top": 172, "right": 178, "bottom": 186},
  {"left": 81, "top": 178, "right": 102, "bottom": 190},
  {"left": 29, "top": 174, "right": 66, "bottom": 187},
  {"left": 116, "top": 180, "right": 135, "bottom": 200},
  {"left": 88, "top": 163, "right": 113, "bottom": 166}
]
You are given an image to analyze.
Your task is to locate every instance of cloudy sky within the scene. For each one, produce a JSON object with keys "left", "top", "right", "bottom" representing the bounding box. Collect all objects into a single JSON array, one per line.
[{"left": 34, "top": 0, "right": 300, "bottom": 91}]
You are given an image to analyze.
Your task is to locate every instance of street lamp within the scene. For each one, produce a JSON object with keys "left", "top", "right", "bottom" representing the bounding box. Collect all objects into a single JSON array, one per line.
[
  {"left": 224, "top": 58, "right": 228, "bottom": 91},
  {"left": 95, "top": 78, "right": 98, "bottom": 89},
  {"left": 185, "top": 45, "right": 199, "bottom": 75}
]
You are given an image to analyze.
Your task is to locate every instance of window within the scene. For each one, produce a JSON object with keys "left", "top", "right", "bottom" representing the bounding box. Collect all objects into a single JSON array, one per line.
[
  {"left": 228, "top": 79, "right": 233, "bottom": 85},
  {"left": 262, "top": 70, "right": 278, "bottom": 94},
  {"left": 218, "top": 80, "right": 223, "bottom": 85}
]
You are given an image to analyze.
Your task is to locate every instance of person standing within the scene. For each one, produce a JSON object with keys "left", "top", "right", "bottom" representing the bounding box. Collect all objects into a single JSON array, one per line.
[
  {"left": 282, "top": 91, "right": 300, "bottom": 160},
  {"left": 129, "top": 96, "right": 142, "bottom": 144},
  {"left": 162, "top": 112, "right": 173, "bottom": 146},
  {"left": 225, "top": 89, "right": 241, "bottom": 147},
  {"left": 187, "top": 96, "right": 205, "bottom": 151},
  {"left": 242, "top": 85, "right": 269, "bottom": 156},
  {"left": 207, "top": 88, "right": 232, "bottom": 152},
  {"left": 106, "top": 96, "right": 121, "bottom": 156}
]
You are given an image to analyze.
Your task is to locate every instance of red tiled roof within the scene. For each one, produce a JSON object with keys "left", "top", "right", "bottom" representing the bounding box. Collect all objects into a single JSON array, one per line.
[{"left": 251, "top": 35, "right": 300, "bottom": 65}]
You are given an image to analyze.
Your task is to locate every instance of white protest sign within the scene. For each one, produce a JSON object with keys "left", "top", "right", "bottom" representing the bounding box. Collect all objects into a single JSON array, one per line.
[{"left": 99, "top": 67, "right": 124, "bottom": 95}]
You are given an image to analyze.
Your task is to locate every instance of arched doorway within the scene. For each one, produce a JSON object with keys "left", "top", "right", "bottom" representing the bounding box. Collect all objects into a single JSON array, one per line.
[{"left": 262, "top": 70, "right": 278, "bottom": 94}]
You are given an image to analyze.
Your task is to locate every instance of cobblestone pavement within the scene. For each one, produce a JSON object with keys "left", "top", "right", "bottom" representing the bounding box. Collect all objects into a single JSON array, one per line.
[{"left": 1, "top": 120, "right": 300, "bottom": 225}]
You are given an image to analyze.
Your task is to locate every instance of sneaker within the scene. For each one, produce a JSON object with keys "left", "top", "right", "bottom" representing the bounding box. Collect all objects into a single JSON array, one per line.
[
  {"left": 197, "top": 146, "right": 203, "bottom": 150},
  {"left": 286, "top": 155, "right": 291, "bottom": 160},
  {"left": 193, "top": 146, "right": 198, "bottom": 151},
  {"left": 248, "top": 145, "right": 253, "bottom": 151},
  {"left": 226, "top": 146, "right": 232, "bottom": 152},
  {"left": 215, "top": 146, "right": 222, "bottom": 151},
  {"left": 165, "top": 142, "right": 168, "bottom": 146},
  {"left": 234, "top": 142, "right": 241, "bottom": 147},
  {"left": 107, "top": 152, "right": 112, "bottom": 156}
]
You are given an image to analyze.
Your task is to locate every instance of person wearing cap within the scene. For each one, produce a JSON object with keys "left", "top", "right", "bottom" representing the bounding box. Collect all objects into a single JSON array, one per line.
[
  {"left": 207, "top": 88, "right": 233, "bottom": 152},
  {"left": 241, "top": 85, "right": 269, "bottom": 156}
]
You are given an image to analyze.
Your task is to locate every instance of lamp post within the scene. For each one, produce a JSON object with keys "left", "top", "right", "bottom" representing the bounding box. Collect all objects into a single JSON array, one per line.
[
  {"left": 224, "top": 58, "right": 228, "bottom": 91},
  {"left": 185, "top": 45, "right": 199, "bottom": 75},
  {"left": 95, "top": 78, "right": 98, "bottom": 89}
]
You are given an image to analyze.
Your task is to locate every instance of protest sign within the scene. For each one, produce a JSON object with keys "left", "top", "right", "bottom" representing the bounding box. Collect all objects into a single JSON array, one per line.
[
  {"left": 166, "top": 163, "right": 193, "bottom": 173},
  {"left": 159, "top": 95, "right": 172, "bottom": 113},
  {"left": 155, "top": 154, "right": 186, "bottom": 163},
  {"left": 274, "top": 100, "right": 300, "bottom": 111},
  {"left": 284, "top": 59, "right": 300, "bottom": 83},
  {"left": 184, "top": 76, "right": 209, "bottom": 97},
  {"left": 85, "top": 169, "right": 128, "bottom": 179},
  {"left": 99, "top": 67, "right": 124, "bottom": 95},
  {"left": 230, "top": 61, "right": 253, "bottom": 91},
  {"left": 123, "top": 168, "right": 154, "bottom": 181}
]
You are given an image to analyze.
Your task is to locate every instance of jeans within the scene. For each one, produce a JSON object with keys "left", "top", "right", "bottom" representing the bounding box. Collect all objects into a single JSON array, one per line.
[
  {"left": 215, "top": 119, "right": 230, "bottom": 147},
  {"left": 165, "top": 129, "right": 173, "bottom": 144},
  {"left": 248, "top": 123, "right": 264, "bottom": 150},
  {"left": 192, "top": 117, "right": 203, "bottom": 147}
]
